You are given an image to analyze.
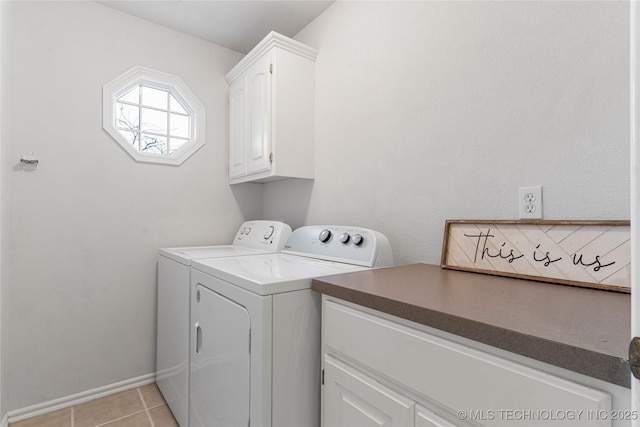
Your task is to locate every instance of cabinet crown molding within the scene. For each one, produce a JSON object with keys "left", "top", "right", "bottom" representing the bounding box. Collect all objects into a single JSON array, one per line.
[{"left": 225, "top": 31, "right": 318, "bottom": 83}]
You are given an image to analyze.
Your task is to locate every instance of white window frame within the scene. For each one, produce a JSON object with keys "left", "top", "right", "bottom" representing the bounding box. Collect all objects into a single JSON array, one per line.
[{"left": 103, "top": 66, "right": 205, "bottom": 165}]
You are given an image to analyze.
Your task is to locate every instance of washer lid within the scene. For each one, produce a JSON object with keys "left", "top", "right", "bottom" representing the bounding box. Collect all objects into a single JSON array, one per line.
[
  {"left": 191, "top": 253, "right": 369, "bottom": 295},
  {"left": 159, "top": 245, "right": 270, "bottom": 265}
]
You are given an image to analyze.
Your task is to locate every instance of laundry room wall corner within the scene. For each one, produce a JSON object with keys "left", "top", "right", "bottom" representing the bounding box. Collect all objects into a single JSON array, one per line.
[
  {"left": 230, "top": 182, "right": 265, "bottom": 221},
  {"left": 262, "top": 179, "right": 313, "bottom": 230}
]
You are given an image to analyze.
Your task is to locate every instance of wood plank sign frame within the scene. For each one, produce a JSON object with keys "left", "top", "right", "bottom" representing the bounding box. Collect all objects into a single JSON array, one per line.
[{"left": 441, "top": 220, "right": 631, "bottom": 293}]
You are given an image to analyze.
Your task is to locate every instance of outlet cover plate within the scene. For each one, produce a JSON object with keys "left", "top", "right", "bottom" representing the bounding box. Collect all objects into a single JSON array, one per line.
[{"left": 519, "top": 186, "right": 542, "bottom": 219}]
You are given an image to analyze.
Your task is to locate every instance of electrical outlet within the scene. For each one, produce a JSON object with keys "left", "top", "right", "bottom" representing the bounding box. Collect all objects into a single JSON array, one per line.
[{"left": 519, "top": 186, "right": 542, "bottom": 219}]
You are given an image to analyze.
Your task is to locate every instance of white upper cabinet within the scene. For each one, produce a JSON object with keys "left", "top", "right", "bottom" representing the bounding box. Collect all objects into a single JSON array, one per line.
[
  {"left": 228, "top": 79, "right": 246, "bottom": 178},
  {"left": 226, "top": 32, "right": 317, "bottom": 184}
]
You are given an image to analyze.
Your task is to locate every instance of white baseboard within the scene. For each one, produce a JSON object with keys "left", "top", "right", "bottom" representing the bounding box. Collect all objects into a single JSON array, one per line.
[
  {"left": 1, "top": 413, "right": 8, "bottom": 427},
  {"left": 6, "top": 373, "right": 156, "bottom": 424}
]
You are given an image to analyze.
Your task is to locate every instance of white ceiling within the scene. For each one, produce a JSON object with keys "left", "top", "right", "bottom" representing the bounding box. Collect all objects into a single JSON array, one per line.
[{"left": 97, "top": 0, "right": 334, "bottom": 54}]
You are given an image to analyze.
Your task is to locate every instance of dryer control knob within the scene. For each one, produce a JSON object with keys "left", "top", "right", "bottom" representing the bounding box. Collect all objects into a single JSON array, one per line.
[
  {"left": 264, "top": 226, "right": 275, "bottom": 239},
  {"left": 319, "top": 229, "right": 332, "bottom": 243},
  {"left": 353, "top": 233, "right": 364, "bottom": 246},
  {"left": 340, "top": 233, "right": 351, "bottom": 244}
]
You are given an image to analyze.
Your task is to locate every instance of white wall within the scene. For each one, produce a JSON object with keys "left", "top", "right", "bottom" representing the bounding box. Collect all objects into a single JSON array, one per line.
[
  {"left": 0, "top": 0, "right": 9, "bottom": 420},
  {"left": 265, "top": 1, "right": 630, "bottom": 265},
  {"left": 3, "top": 1, "right": 261, "bottom": 411}
]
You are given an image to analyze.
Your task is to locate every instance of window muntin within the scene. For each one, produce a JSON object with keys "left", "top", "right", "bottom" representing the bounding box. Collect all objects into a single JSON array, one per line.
[{"left": 103, "top": 66, "right": 205, "bottom": 165}]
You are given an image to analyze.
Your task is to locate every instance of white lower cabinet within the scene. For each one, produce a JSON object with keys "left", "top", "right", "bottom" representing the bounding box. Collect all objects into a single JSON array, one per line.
[
  {"left": 324, "top": 356, "right": 414, "bottom": 427},
  {"left": 323, "top": 355, "right": 461, "bottom": 427},
  {"left": 321, "top": 297, "right": 627, "bottom": 427}
]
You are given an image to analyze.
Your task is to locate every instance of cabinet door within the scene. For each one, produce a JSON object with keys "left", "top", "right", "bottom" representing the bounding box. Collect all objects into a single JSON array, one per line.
[
  {"left": 323, "top": 356, "right": 414, "bottom": 427},
  {"left": 190, "top": 284, "right": 251, "bottom": 427},
  {"left": 228, "top": 79, "right": 246, "bottom": 178},
  {"left": 415, "top": 406, "right": 460, "bottom": 427},
  {"left": 246, "top": 54, "right": 272, "bottom": 175}
]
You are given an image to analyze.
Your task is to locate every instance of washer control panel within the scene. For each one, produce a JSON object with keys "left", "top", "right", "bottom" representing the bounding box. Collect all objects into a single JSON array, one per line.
[
  {"left": 283, "top": 226, "right": 394, "bottom": 267},
  {"left": 232, "top": 220, "right": 292, "bottom": 251}
]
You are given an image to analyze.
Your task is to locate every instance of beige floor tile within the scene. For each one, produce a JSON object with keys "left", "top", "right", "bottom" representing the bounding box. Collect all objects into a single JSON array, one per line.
[
  {"left": 73, "top": 389, "right": 145, "bottom": 427},
  {"left": 101, "top": 411, "right": 151, "bottom": 427},
  {"left": 148, "top": 404, "right": 179, "bottom": 427},
  {"left": 9, "top": 408, "right": 71, "bottom": 427},
  {"left": 138, "top": 383, "right": 166, "bottom": 408}
]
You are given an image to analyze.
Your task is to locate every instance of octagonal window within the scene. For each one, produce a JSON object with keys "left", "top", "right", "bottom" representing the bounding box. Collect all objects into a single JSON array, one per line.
[{"left": 103, "top": 66, "right": 205, "bottom": 165}]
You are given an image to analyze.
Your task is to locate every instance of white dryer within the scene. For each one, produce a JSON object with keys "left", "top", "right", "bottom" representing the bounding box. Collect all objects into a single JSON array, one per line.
[
  {"left": 156, "top": 220, "right": 292, "bottom": 427},
  {"left": 189, "top": 226, "right": 393, "bottom": 427}
]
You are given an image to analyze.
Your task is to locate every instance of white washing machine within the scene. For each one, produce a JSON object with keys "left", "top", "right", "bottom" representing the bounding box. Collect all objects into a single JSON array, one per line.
[
  {"left": 189, "top": 226, "right": 393, "bottom": 427},
  {"left": 156, "top": 220, "right": 292, "bottom": 427}
]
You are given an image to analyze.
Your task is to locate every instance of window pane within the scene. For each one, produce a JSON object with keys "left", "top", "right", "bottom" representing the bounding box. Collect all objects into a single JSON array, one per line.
[
  {"left": 118, "top": 86, "right": 139, "bottom": 104},
  {"left": 117, "top": 130, "right": 140, "bottom": 150},
  {"left": 115, "top": 102, "right": 140, "bottom": 131},
  {"left": 170, "top": 94, "right": 188, "bottom": 114},
  {"left": 142, "top": 86, "right": 168, "bottom": 110},
  {"left": 170, "top": 113, "right": 190, "bottom": 138},
  {"left": 141, "top": 107, "right": 167, "bottom": 134},
  {"left": 169, "top": 138, "right": 188, "bottom": 154},
  {"left": 140, "top": 135, "right": 167, "bottom": 154}
]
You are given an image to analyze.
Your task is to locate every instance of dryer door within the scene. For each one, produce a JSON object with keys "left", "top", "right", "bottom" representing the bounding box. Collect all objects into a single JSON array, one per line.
[{"left": 190, "top": 284, "right": 251, "bottom": 427}]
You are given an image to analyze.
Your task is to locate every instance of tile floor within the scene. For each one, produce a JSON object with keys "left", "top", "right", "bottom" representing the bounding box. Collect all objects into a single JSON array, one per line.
[{"left": 9, "top": 383, "right": 178, "bottom": 427}]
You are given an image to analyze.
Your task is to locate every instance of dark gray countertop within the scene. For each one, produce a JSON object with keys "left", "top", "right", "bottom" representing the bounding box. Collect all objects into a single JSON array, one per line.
[{"left": 311, "top": 263, "right": 631, "bottom": 388}]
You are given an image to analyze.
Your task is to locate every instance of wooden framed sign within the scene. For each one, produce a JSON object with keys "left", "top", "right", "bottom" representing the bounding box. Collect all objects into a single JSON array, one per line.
[{"left": 441, "top": 220, "right": 631, "bottom": 293}]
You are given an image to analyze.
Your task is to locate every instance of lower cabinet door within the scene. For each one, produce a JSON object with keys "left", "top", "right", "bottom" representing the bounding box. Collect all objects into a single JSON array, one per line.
[
  {"left": 415, "top": 406, "right": 460, "bottom": 427},
  {"left": 323, "top": 355, "right": 414, "bottom": 427}
]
